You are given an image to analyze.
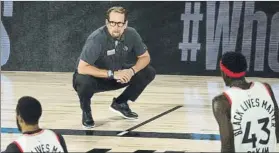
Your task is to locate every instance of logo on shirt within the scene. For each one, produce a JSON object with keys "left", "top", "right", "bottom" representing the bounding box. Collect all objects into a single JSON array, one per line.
[{"left": 123, "top": 46, "right": 128, "bottom": 51}]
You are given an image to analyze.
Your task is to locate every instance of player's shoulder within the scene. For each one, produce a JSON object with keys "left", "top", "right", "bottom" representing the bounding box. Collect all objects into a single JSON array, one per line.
[
  {"left": 212, "top": 93, "right": 228, "bottom": 104},
  {"left": 260, "top": 82, "right": 272, "bottom": 90},
  {"left": 4, "top": 141, "right": 21, "bottom": 152},
  {"left": 212, "top": 92, "right": 231, "bottom": 109},
  {"left": 45, "top": 129, "right": 67, "bottom": 152},
  {"left": 212, "top": 93, "right": 231, "bottom": 116},
  {"left": 250, "top": 81, "right": 270, "bottom": 88},
  {"left": 44, "top": 129, "right": 62, "bottom": 137},
  {"left": 47, "top": 129, "right": 65, "bottom": 141},
  {"left": 251, "top": 81, "right": 273, "bottom": 94}
]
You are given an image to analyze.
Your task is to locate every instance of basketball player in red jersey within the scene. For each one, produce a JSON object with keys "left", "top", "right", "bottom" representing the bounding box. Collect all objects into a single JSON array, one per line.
[
  {"left": 212, "top": 51, "right": 279, "bottom": 152},
  {"left": 3, "top": 96, "right": 68, "bottom": 152}
]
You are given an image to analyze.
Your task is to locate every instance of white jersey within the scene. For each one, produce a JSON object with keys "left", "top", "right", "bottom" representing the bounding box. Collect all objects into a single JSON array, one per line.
[
  {"left": 224, "top": 82, "right": 276, "bottom": 152},
  {"left": 14, "top": 129, "right": 64, "bottom": 152}
]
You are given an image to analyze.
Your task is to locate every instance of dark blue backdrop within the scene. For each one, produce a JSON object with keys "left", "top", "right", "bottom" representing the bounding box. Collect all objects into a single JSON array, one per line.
[{"left": 1, "top": 1, "right": 278, "bottom": 77}]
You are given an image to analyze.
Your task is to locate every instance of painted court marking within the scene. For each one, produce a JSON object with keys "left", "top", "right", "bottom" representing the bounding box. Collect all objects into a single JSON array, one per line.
[
  {"left": 1, "top": 128, "right": 220, "bottom": 141},
  {"left": 1, "top": 105, "right": 220, "bottom": 141},
  {"left": 117, "top": 105, "right": 183, "bottom": 136}
]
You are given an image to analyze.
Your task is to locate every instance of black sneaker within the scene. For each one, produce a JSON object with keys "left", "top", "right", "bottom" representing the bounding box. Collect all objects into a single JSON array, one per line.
[
  {"left": 110, "top": 98, "right": 138, "bottom": 119},
  {"left": 82, "top": 111, "right": 95, "bottom": 128}
]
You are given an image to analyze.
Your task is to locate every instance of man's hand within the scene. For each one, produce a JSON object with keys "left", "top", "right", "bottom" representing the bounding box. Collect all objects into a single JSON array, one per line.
[{"left": 114, "top": 68, "right": 135, "bottom": 84}]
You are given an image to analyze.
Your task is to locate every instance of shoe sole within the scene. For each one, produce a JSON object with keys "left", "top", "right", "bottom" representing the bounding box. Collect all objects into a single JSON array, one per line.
[
  {"left": 82, "top": 124, "right": 95, "bottom": 129},
  {"left": 109, "top": 107, "right": 138, "bottom": 120}
]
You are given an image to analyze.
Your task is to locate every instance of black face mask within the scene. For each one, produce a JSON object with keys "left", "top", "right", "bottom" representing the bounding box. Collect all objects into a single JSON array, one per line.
[{"left": 16, "top": 117, "right": 22, "bottom": 132}]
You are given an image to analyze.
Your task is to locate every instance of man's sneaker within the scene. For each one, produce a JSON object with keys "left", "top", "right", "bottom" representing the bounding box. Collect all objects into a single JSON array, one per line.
[
  {"left": 82, "top": 111, "right": 95, "bottom": 128},
  {"left": 110, "top": 98, "right": 138, "bottom": 119}
]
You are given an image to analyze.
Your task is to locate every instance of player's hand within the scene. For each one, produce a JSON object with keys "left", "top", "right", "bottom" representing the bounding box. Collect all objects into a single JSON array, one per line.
[{"left": 114, "top": 69, "right": 135, "bottom": 84}]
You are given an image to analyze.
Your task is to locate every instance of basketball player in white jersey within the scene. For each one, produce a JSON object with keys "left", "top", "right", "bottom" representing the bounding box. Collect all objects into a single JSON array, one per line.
[
  {"left": 3, "top": 96, "right": 68, "bottom": 152},
  {"left": 212, "top": 51, "right": 279, "bottom": 152}
]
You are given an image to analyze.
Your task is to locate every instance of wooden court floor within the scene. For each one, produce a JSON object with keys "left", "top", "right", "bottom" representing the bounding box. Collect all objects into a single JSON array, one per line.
[{"left": 1, "top": 71, "right": 279, "bottom": 152}]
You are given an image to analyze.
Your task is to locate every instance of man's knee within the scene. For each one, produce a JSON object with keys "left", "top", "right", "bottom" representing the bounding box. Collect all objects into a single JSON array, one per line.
[
  {"left": 74, "top": 74, "right": 98, "bottom": 96},
  {"left": 142, "top": 65, "right": 156, "bottom": 82}
]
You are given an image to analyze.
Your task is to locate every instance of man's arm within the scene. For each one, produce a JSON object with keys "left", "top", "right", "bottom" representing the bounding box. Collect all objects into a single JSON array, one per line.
[
  {"left": 131, "top": 51, "right": 150, "bottom": 74},
  {"left": 114, "top": 51, "right": 150, "bottom": 84},
  {"left": 212, "top": 94, "right": 235, "bottom": 152},
  {"left": 130, "top": 28, "right": 150, "bottom": 74},
  {"left": 77, "top": 37, "right": 109, "bottom": 78},
  {"left": 78, "top": 60, "right": 108, "bottom": 78},
  {"left": 263, "top": 82, "right": 279, "bottom": 142}
]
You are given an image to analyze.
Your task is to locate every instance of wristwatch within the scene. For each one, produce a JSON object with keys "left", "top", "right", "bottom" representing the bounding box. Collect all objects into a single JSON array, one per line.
[{"left": 107, "top": 70, "right": 114, "bottom": 79}]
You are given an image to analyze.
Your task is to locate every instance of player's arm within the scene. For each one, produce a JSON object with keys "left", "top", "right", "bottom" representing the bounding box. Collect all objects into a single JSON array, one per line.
[
  {"left": 212, "top": 94, "right": 235, "bottom": 152},
  {"left": 263, "top": 83, "right": 279, "bottom": 142},
  {"left": 3, "top": 142, "right": 22, "bottom": 152},
  {"left": 130, "top": 28, "right": 150, "bottom": 74},
  {"left": 77, "top": 37, "right": 109, "bottom": 78}
]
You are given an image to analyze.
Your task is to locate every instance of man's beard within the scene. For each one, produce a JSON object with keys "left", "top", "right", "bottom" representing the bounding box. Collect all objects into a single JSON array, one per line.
[
  {"left": 16, "top": 118, "right": 22, "bottom": 132},
  {"left": 111, "top": 31, "right": 121, "bottom": 39}
]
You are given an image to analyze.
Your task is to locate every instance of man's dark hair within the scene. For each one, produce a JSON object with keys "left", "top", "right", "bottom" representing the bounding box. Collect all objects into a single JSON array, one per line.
[
  {"left": 16, "top": 96, "right": 42, "bottom": 125},
  {"left": 220, "top": 51, "right": 247, "bottom": 79},
  {"left": 106, "top": 6, "right": 128, "bottom": 21}
]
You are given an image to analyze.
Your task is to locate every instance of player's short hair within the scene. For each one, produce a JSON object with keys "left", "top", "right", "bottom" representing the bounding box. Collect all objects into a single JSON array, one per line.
[
  {"left": 106, "top": 6, "right": 128, "bottom": 21},
  {"left": 16, "top": 96, "right": 42, "bottom": 125},
  {"left": 220, "top": 51, "right": 247, "bottom": 78}
]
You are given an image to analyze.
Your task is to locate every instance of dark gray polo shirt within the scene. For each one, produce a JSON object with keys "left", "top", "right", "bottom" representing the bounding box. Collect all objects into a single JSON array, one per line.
[{"left": 76, "top": 25, "right": 147, "bottom": 71}]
